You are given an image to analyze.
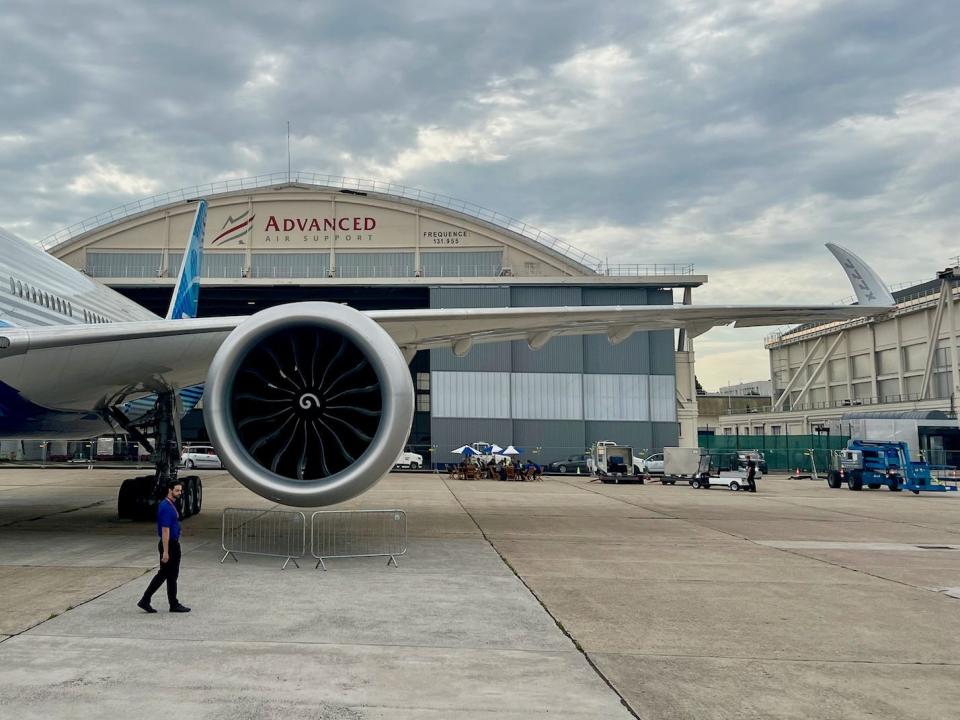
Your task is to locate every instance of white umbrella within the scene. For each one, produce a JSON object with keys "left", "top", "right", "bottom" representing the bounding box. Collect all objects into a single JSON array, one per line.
[
  {"left": 451, "top": 445, "right": 479, "bottom": 456},
  {"left": 502, "top": 445, "right": 521, "bottom": 456},
  {"left": 489, "top": 444, "right": 504, "bottom": 454}
]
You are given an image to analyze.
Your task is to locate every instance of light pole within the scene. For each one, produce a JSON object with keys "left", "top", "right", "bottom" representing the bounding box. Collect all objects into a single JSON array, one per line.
[{"left": 40, "top": 441, "right": 47, "bottom": 468}]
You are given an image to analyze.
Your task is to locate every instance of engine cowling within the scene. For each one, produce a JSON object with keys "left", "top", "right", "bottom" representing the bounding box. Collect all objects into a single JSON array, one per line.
[{"left": 203, "top": 302, "right": 414, "bottom": 506}]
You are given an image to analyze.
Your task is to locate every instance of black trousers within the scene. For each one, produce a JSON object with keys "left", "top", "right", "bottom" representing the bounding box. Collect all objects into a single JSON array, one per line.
[{"left": 142, "top": 539, "right": 181, "bottom": 607}]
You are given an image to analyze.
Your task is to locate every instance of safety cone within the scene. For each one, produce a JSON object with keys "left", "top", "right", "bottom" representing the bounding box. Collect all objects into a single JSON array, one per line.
[{"left": 576, "top": 467, "right": 581, "bottom": 475}]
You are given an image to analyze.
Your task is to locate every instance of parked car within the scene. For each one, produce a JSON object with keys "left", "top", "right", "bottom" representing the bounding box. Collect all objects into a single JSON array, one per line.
[
  {"left": 640, "top": 453, "right": 665, "bottom": 474},
  {"left": 547, "top": 454, "right": 591, "bottom": 473},
  {"left": 180, "top": 445, "right": 222, "bottom": 469},
  {"left": 394, "top": 451, "right": 423, "bottom": 469}
]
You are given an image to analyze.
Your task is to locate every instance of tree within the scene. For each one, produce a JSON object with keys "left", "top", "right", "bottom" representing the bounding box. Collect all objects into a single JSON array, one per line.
[{"left": 695, "top": 376, "right": 706, "bottom": 395}]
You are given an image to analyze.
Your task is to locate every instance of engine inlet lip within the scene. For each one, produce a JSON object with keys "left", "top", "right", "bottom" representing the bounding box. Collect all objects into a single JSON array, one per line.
[{"left": 204, "top": 302, "right": 414, "bottom": 506}]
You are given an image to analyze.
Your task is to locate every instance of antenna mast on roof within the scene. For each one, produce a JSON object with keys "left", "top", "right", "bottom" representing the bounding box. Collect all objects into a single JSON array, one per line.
[{"left": 286, "top": 121, "right": 291, "bottom": 183}]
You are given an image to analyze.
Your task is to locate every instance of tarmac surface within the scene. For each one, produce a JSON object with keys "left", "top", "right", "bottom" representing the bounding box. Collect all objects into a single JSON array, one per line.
[{"left": 1, "top": 468, "right": 959, "bottom": 718}]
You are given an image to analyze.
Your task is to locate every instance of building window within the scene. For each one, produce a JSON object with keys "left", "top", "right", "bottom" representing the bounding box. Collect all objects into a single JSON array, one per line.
[
  {"left": 771, "top": 426, "right": 781, "bottom": 436},
  {"left": 743, "top": 427, "right": 750, "bottom": 435},
  {"left": 416, "top": 373, "right": 430, "bottom": 392},
  {"left": 416, "top": 394, "right": 431, "bottom": 412},
  {"left": 724, "top": 427, "right": 733, "bottom": 435}
]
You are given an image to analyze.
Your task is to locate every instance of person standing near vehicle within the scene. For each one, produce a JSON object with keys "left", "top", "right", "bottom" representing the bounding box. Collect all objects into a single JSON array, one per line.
[
  {"left": 138, "top": 480, "right": 191, "bottom": 613},
  {"left": 746, "top": 459, "right": 758, "bottom": 493}
]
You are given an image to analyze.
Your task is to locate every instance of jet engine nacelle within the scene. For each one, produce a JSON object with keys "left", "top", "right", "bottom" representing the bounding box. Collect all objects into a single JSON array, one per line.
[{"left": 204, "top": 302, "right": 414, "bottom": 506}]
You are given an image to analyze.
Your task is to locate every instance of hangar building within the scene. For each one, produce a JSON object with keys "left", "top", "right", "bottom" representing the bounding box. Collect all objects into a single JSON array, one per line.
[{"left": 44, "top": 173, "right": 706, "bottom": 467}]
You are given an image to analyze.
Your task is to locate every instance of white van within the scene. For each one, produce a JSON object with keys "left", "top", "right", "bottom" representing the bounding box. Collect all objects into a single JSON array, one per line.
[{"left": 394, "top": 451, "right": 423, "bottom": 469}]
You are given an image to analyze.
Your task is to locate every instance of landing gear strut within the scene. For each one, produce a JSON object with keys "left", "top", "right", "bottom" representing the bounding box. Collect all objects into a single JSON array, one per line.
[{"left": 108, "top": 390, "right": 202, "bottom": 521}]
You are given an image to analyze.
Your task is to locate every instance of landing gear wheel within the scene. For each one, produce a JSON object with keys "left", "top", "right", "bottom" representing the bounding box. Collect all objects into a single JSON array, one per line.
[
  {"left": 117, "top": 476, "right": 158, "bottom": 521},
  {"left": 181, "top": 479, "right": 195, "bottom": 519},
  {"left": 193, "top": 477, "right": 203, "bottom": 514}
]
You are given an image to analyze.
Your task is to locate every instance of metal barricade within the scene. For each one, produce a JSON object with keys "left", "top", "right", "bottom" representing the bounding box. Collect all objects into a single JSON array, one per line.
[
  {"left": 221, "top": 508, "right": 306, "bottom": 569},
  {"left": 310, "top": 509, "right": 407, "bottom": 570}
]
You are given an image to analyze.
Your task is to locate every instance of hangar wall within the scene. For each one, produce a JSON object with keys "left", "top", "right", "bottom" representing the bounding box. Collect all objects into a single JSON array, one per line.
[{"left": 429, "top": 285, "right": 679, "bottom": 465}]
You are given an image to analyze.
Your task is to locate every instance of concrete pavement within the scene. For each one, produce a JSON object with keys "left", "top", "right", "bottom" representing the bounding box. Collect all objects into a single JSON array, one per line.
[{"left": 0, "top": 468, "right": 959, "bottom": 718}]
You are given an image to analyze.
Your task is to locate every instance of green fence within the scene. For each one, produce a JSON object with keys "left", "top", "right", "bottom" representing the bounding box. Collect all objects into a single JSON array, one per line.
[{"left": 698, "top": 434, "right": 849, "bottom": 473}]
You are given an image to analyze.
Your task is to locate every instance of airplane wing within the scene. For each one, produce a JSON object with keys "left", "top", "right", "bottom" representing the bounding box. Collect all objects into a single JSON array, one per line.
[{"left": 0, "top": 300, "right": 889, "bottom": 411}]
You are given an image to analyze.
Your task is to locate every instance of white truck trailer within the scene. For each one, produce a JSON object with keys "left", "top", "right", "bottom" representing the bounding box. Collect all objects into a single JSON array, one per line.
[{"left": 592, "top": 442, "right": 639, "bottom": 484}]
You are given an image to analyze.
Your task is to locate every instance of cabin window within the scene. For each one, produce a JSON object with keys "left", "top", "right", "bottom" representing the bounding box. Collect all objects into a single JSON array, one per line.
[
  {"left": 15, "top": 280, "right": 22, "bottom": 297},
  {"left": 68, "top": 302, "right": 73, "bottom": 317},
  {"left": 8, "top": 277, "right": 13, "bottom": 294}
]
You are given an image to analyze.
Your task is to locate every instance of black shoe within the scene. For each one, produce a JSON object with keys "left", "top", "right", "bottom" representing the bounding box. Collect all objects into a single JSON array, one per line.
[
  {"left": 137, "top": 598, "right": 157, "bottom": 614},
  {"left": 169, "top": 603, "right": 191, "bottom": 613}
]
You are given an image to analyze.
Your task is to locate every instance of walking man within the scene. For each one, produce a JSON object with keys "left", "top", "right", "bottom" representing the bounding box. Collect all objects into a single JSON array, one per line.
[
  {"left": 138, "top": 479, "right": 191, "bottom": 613},
  {"left": 746, "top": 459, "right": 758, "bottom": 493}
]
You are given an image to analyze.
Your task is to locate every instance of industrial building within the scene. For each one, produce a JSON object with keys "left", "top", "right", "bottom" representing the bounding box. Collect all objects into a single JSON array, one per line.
[
  {"left": 719, "top": 260, "right": 960, "bottom": 460},
  {"left": 38, "top": 173, "right": 706, "bottom": 467}
]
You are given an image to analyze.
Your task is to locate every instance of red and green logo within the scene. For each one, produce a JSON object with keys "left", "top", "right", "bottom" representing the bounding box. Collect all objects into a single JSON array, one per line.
[{"left": 211, "top": 210, "right": 255, "bottom": 246}]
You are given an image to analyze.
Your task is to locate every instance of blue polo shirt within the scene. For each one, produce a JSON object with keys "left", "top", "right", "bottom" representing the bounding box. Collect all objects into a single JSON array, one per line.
[{"left": 156, "top": 498, "right": 181, "bottom": 541}]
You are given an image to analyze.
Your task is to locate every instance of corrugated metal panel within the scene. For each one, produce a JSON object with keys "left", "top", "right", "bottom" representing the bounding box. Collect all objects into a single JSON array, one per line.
[
  {"left": 510, "top": 286, "right": 583, "bottom": 307},
  {"left": 335, "top": 252, "right": 415, "bottom": 278},
  {"left": 651, "top": 421, "right": 680, "bottom": 451},
  {"left": 88, "top": 252, "right": 162, "bottom": 278},
  {"left": 512, "top": 420, "right": 586, "bottom": 462},
  {"left": 585, "top": 421, "right": 655, "bottom": 457},
  {"left": 421, "top": 251, "right": 503, "bottom": 277},
  {"left": 581, "top": 287, "right": 650, "bottom": 306},
  {"left": 510, "top": 286, "right": 584, "bottom": 373},
  {"left": 432, "top": 371, "right": 510, "bottom": 418},
  {"left": 512, "top": 335, "right": 584, "bottom": 373},
  {"left": 430, "top": 286, "right": 511, "bottom": 372},
  {"left": 511, "top": 373, "right": 583, "bottom": 420},
  {"left": 430, "top": 286, "right": 510, "bottom": 309},
  {"left": 432, "top": 344, "right": 511, "bottom": 372},
  {"left": 649, "top": 375, "right": 677, "bottom": 421},
  {"left": 430, "top": 417, "right": 513, "bottom": 465},
  {"left": 167, "top": 252, "right": 182, "bottom": 278},
  {"left": 583, "top": 375, "right": 649, "bottom": 421},
  {"left": 250, "top": 253, "right": 329, "bottom": 278},
  {"left": 584, "top": 334, "right": 650, "bottom": 374},
  {"left": 581, "top": 288, "right": 650, "bottom": 374},
  {"left": 202, "top": 253, "right": 245, "bottom": 278},
  {"left": 649, "top": 329, "right": 676, "bottom": 374}
]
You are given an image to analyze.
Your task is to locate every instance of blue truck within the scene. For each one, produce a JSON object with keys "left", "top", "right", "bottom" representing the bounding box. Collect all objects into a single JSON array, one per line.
[{"left": 826, "top": 440, "right": 957, "bottom": 494}]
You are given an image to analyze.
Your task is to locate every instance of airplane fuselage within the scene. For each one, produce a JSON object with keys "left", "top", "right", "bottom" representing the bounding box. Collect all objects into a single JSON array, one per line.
[{"left": 0, "top": 227, "right": 159, "bottom": 437}]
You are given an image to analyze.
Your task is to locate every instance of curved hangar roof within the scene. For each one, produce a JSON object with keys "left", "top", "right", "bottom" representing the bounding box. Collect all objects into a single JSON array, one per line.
[{"left": 46, "top": 173, "right": 700, "bottom": 285}]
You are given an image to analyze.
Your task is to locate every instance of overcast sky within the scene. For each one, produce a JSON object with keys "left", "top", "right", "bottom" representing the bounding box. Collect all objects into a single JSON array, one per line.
[{"left": 1, "top": 0, "right": 957, "bottom": 389}]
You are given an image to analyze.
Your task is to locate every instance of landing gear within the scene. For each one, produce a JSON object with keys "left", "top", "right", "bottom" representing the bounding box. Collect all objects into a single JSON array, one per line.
[{"left": 107, "top": 390, "right": 203, "bottom": 521}]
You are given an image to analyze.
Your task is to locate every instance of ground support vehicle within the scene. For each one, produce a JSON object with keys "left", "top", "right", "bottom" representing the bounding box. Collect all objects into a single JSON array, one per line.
[
  {"left": 592, "top": 443, "right": 640, "bottom": 483},
  {"left": 826, "top": 441, "right": 958, "bottom": 494},
  {"left": 394, "top": 451, "right": 423, "bottom": 469},
  {"left": 658, "top": 447, "right": 710, "bottom": 486},
  {"left": 690, "top": 471, "right": 755, "bottom": 491}
]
